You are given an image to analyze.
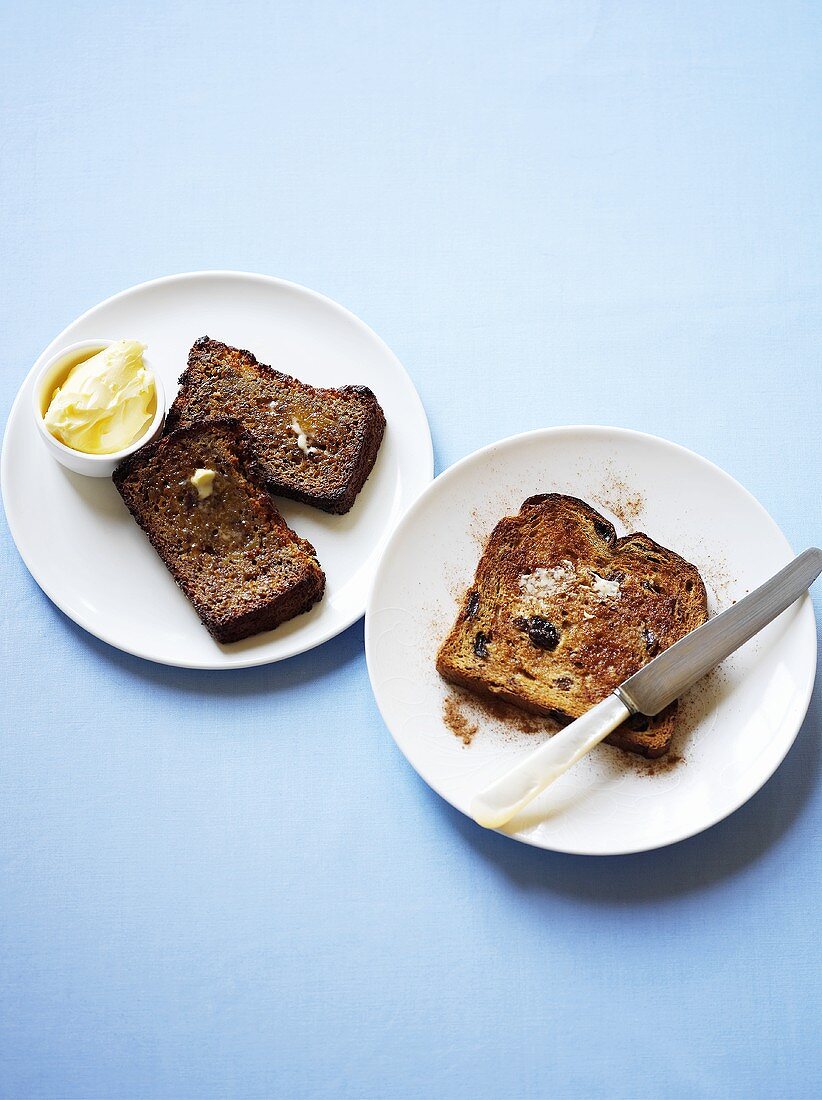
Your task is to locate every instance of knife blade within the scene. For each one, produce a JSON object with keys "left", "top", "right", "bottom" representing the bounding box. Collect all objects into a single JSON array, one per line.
[
  {"left": 616, "top": 545, "right": 822, "bottom": 716},
  {"left": 471, "top": 547, "right": 821, "bottom": 830}
]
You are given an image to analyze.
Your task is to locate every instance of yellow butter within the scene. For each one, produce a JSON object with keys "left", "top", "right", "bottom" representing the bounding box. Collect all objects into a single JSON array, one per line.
[
  {"left": 190, "top": 468, "right": 216, "bottom": 499},
  {"left": 44, "top": 340, "right": 155, "bottom": 454}
]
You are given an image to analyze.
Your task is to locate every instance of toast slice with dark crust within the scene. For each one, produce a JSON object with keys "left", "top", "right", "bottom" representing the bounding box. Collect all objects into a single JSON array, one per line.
[
  {"left": 165, "top": 337, "right": 386, "bottom": 514},
  {"left": 436, "top": 494, "right": 708, "bottom": 757},
  {"left": 113, "top": 419, "right": 325, "bottom": 643}
]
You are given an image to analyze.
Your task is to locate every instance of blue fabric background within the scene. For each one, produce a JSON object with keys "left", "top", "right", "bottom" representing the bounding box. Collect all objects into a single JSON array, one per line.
[{"left": 1, "top": 2, "right": 820, "bottom": 1097}]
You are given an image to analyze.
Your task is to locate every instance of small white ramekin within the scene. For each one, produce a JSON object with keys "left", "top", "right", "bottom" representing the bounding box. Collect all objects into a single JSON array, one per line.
[{"left": 32, "top": 339, "right": 166, "bottom": 477}]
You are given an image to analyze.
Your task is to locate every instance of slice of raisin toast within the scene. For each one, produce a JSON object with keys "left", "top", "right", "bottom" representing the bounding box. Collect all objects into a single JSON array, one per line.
[
  {"left": 164, "top": 337, "right": 386, "bottom": 514},
  {"left": 113, "top": 419, "right": 325, "bottom": 643},
  {"left": 436, "top": 495, "right": 708, "bottom": 757}
]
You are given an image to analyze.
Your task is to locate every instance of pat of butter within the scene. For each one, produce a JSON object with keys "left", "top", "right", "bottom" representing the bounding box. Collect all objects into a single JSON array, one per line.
[
  {"left": 590, "top": 573, "right": 620, "bottom": 599},
  {"left": 190, "top": 468, "right": 216, "bottom": 499},
  {"left": 290, "top": 417, "right": 317, "bottom": 455},
  {"left": 44, "top": 340, "right": 155, "bottom": 454},
  {"left": 519, "top": 561, "right": 576, "bottom": 599}
]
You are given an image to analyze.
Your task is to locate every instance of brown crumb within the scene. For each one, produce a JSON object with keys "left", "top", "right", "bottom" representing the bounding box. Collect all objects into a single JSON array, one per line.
[
  {"left": 441, "top": 685, "right": 561, "bottom": 746},
  {"left": 467, "top": 692, "right": 558, "bottom": 735},
  {"left": 592, "top": 468, "right": 646, "bottom": 530},
  {"left": 628, "top": 751, "right": 686, "bottom": 777},
  {"left": 698, "top": 553, "right": 736, "bottom": 611},
  {"left": 443, "top": 695, "right": 478, "bottom": 745}
]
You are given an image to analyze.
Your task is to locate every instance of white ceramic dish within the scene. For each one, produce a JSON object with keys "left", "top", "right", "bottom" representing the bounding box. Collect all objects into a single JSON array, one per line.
[
  {"left": 365, "top": 426, "right": 817, "bottom": 856},
  {"left": 32, "top": 340, "right": 166, "bottom": 477},
  {"left": 2, "top": 271, "right": 433, "bottom": 668}
]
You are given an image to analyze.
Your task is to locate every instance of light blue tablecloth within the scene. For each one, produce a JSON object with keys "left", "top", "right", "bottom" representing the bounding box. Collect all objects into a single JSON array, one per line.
[{"left": 2, "top": 3, "right": 820, "bottom": 1097}]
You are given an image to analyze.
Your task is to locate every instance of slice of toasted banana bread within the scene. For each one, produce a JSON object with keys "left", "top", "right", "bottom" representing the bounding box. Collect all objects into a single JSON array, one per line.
[
  {"left": 436, "top": 495, "right": 708, "bottom": 757},
  {"left": 113, "top": 419, "right": 325, "bottom": 643},
  {"left": 164, "top": 337, "right": 386, "bottom": 514}
]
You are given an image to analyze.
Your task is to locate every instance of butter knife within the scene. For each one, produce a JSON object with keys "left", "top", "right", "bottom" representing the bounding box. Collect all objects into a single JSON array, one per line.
[{"left": 471, "top": 547, "right": 822, "bottom": 830}]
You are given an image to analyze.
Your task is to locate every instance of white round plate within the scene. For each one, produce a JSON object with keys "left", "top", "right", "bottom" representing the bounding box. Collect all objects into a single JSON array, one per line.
[
  {"left": 365, "top": 427, "right": 817, "bottom": 856},
  {"left": 2, "top": 272, "right": 432, "bottom": 668}
]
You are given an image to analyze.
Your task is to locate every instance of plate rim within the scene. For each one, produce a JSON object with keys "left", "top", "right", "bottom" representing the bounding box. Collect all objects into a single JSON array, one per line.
[
  {"left": 1, "top": 270, "right": 434, "bottom": 669},
  {"left": 364, "top": 424, "right": 818, "bottom": 856}
]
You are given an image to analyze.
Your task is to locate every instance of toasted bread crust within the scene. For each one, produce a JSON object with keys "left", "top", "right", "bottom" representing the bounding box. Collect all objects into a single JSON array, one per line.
[
  {"left": 436, "top": 494, "right": 708, "bottom": 757},
  {"left": 113, "top": 419, "right": 325, "bottom": 643},
  {"left": 165, "top": 337, "right": 386, "bottom": 514}
]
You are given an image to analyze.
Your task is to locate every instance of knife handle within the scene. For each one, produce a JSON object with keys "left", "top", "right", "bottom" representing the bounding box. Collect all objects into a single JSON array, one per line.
[{"left": 470, "top": 694, "right": 631, "bottom": 829}]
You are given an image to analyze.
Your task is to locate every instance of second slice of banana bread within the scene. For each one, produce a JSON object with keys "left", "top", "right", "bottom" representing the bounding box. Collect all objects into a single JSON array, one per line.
[{"left": 165, "top": 337, "right": 386, "bottom": 514}]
